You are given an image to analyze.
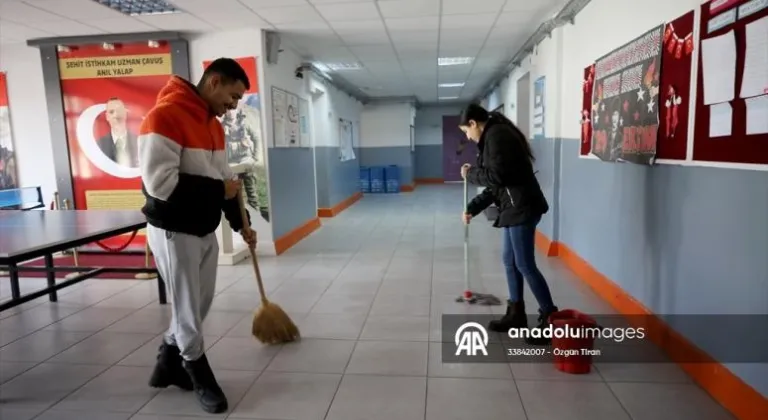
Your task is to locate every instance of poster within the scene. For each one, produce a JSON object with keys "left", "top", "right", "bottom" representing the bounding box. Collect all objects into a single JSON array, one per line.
[
  {"left": 581, "top": 64, "right": 595, "bottom": 156},
  {"left": 203, "top": 57, "right": 272, "bottom": 244},
  {"left": 58, "top": 41, "right": 174, "bottom": 248},
  {"left": 339, "top": 118, "right": 355, "bottom": 161},
  {"left": 298, "top": 97, "right": 311, "bottom": 147},
  {"left": 658, "top": 11, "right": 696, "bottom": 159},
  {"left": 533, "top": 76, "right": 546, "bottom": 140},
  {"left": 0, "top": 72, "right": 18, "bottom": 190},
  {"left": 271, "top": 86, "right": 299, "bottom": 147},
  {"left": 591, "top": 24, "right": 664, "bottom": 165}
]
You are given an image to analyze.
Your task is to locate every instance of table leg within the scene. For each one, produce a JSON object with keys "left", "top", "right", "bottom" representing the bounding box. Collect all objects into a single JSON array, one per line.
[
  {"left": 156, "top": 273, "right": 167, "bottom": 305},
  {"left": 44, "top": 254, "right": 58, "bottom": 302},
  {"left": 9, "top": 262, "right": 20, "bottom": 300}
]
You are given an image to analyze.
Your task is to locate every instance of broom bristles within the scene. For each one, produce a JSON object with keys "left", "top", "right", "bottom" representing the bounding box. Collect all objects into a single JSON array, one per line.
[{"left": 251, "top": 301, "right": 300, "bottom": 345}]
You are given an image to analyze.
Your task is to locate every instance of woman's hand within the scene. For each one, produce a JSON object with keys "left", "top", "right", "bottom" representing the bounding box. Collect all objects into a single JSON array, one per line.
[
  {"left": 462, "top": 212, "right": 472, "bottom": 225},
  {"left": 461, "top": 164, "right": 471, "bottom": 179}
]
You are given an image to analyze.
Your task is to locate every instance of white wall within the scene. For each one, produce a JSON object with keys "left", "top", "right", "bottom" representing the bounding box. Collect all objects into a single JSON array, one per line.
[
  {"left": 0, "top": 43, "right": 56, "bottom": 201},
  {"left": 360, "top": 102, "right": 413, "bottom": 148},
  {"left": 309, "top": 75, "right": 363, "bottom": 148}
]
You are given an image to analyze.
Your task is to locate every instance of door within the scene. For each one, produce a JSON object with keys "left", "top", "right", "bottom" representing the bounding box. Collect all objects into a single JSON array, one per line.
[
  {"left": 517, "top": 72, "right": 531, "bottom": 138},
  {"left": 442, "top": 115, "right": 477, "bottom": 182}
]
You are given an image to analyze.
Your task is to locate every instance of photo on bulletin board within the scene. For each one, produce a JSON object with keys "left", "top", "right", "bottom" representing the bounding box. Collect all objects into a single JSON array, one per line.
[
  {"left": 0, "top": 72, "right": 18, "bottom": 190},
  {"left": 692, "top": 0, "right": 768, "bottom": 166},
  {"left": 339, "top": 118, "right": 356, "bottom": 161},
  {"left": 657, "top": 10, "right": 696, "bottom": 161},
  {"left": 591, "top": 24, "right": 665, "bottom": 165},
  {"left": 580, "top": 64, "right": 595, "bottom": 156}
]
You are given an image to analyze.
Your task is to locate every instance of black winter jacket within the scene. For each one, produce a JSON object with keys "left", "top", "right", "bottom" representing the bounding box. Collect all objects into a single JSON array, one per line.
[{"left": 465, "top": 118, "right": 549, "bottom": 227}]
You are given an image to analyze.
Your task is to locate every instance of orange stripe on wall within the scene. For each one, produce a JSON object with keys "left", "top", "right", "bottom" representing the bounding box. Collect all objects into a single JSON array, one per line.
[
  {"left": 318, "top": 192, "right": 362, "bottom": 218},
  {"left": 274, "top": 217, "right": 321, "bottom": 255},
  {"left": 536, "top": 230, "right": 768, "bottom": 420}
]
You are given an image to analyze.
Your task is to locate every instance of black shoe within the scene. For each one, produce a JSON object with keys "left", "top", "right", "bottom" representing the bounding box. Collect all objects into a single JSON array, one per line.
[
  {"left": 524, "top": 306, "right": 559, "bottom": 346},
  {"left": 488, "top": 300, "right": 528, "bottom": 332},
  {"left": 148, "top": 342, "right": 193, "bottom": 391},
  {"left": 183, "top": 354, "right": 228, "bottom": 414}
]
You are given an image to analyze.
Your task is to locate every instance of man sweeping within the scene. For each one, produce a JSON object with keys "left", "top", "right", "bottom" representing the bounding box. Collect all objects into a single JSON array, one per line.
[{"left": 138, "top": 58, "right": 257, "bottom": 414}]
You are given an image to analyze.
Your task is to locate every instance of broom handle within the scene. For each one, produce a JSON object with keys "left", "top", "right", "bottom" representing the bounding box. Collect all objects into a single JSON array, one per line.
[
  {"left": 463, "top": 175, "right": 469, "bottom": 290},
  {"left": 237, "top": 188, "right": 268, "bottom": 305}
]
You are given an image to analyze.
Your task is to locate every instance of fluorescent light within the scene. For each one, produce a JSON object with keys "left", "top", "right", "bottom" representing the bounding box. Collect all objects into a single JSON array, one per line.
[
  {"left": 325, "top": 62, "right": 363, "bottom": 71},
  {"left": 92, "top": 0, "right": 180, "bottom": 16},
  {"left": 439, "top": 96, "right": 459, "bottom": 100},
  {"left": 439, "top": 82, "right": 465, "bottom": 88},
  {"left": 313, "top": 63, "right": 331, "bottom": 73},
  {"left": 438, "top": 57, "right": 474, "bottom": 66}
]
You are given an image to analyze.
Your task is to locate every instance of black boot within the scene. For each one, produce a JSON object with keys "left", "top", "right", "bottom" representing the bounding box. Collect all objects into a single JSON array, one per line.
[
  {"left": 525, "top": 306, "right": 559, "bottom": 346},
  {"left": 149, "top": 342, "right": 193, "bottom": 391},
  {"left": 183, "top": 354, "right": 228, "bottom": 414},
  {"left": 488, "top": 300, "right": 528, "bottom": 332}
]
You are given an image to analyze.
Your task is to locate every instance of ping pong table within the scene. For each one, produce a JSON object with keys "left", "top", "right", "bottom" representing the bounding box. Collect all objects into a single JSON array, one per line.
[{"left": 0, "top": 209, "right": 166, "bottom": 311}]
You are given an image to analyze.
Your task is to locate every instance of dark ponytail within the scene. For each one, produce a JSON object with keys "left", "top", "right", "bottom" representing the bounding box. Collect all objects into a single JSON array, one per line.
[{"left": 459, "top": 103, "right": 536, "bottom": 163}]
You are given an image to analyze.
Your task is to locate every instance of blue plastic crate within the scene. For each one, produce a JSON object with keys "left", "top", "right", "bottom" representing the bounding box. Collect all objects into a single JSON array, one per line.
[
  {"left": 359, "top": 166, "right": 371, "bottom": 193},
  {"left": 369, "top": 166, "right": 385, "bottom": 193},
  {"left": 384, "top": 165, "right": 400, "bottom": 193}
]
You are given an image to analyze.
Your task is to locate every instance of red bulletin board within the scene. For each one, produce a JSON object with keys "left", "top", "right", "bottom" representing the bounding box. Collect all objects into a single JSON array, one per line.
[
  {"left": 693, "top": 0, "right": 768, "bottom": 165},
  {"left": 657, "top": 10, "right": 696, "bottom": 160},
  {"left": 580, "top": 64, "right": 595, "bottom": 156}
]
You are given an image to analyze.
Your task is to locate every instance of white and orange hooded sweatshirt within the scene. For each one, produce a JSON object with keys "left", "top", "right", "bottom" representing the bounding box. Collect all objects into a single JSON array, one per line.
[{"left": 138, "top": 75, "right": 249, "bottom": 237}]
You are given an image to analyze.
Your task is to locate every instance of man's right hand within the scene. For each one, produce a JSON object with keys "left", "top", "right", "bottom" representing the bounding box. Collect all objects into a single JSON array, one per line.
[{"left": 224, "top": 179, "right": 242, "bottom": 199}]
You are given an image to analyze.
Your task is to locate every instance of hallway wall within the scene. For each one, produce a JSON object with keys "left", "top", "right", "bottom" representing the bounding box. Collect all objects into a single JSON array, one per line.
[
  {"left": 483, "top": 0, "right": 768, "bottom": 402},
  {"left": 309, "top": 75, "right": 364, "bottom": 209},
  {"left": 359, "top": 102, "right": 415, "bottom": 187}
]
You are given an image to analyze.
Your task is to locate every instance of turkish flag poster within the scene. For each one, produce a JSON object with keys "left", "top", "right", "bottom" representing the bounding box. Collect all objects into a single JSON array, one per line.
[{"left": 57, "top": 42, "right": 173, "bottom": 249}]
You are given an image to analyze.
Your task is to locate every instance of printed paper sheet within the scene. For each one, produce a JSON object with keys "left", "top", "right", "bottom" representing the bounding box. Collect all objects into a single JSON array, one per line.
[
  {"left": 740, "top": 16, "right": 768, "bottom": 98},
  {"left": 701, "top": 30, "right": 737, "bottom": 105}
]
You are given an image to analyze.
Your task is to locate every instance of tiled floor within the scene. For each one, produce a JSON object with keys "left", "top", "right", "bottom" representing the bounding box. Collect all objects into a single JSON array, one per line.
[{"left": 0, "top": 184, "right": 735, "bottom": 419}]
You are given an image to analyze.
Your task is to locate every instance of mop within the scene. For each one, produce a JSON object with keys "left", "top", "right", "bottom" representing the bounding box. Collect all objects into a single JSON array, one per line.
[{"left": 455, "top": 176, "right": 502, "bottom": 306}]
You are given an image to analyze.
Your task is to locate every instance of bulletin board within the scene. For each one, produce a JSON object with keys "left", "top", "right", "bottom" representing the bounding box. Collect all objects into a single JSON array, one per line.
[{"left": 692, "top": 0, "right": 768, "bottom": 165}]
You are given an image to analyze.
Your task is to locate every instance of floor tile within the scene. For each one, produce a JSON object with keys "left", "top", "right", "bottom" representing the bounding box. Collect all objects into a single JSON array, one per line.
[
  {"left": 596, "top": 362, "right": 693, "bottom": 383},
  {"left": 0, "top": 363, "right": 109, "bottom": 412},
  {"left": 230, "top": 372, "right": 341, "bottom": 419},
  {"left": 266, "top": 338, "right": 355, "bottom": 374},
  {"left": 117, "top": 334, "right": 221, "bottom": 367},
  {"left": 311, "top": 292, "right": 376, "bottom": 315},
  {"left": 517, "top": 379, "right": 631, "bottom": 420},
  {"left": 359, "top": 315, "right": 430, "bottom": 341},
  {"left": 0, "top": 361, "right": 37, "bottom": 384},
  {"left": 34, "top": 410, "right": 132, "bottom": 420},
  {"left": 510, "top": 361, "right": 604, "bottom": 381},
  {"left": 0, "top": 330, "right": 92, "bottom": 362},
  {"left": 103, "top": 309, "right": 171, "bottom": 334},
  {"left": 425, "top": 377, "right": 526, "bottom": 420},
  {"left": 346, "top": 340, "right": 428, "bottom": 376},
  {"left": 295, "top": 313, "right": 366, "bottom": 340},
  {"left": 42, "top": 307, "right": 136, "bottom": 332},
  {"left": 428, "top": 342, "right": 513, "bottom": 379},
  {"left": 48, "top": 331, "right": 155, "bottom": 365},
  {"left": 325, "top": 374, "right": 427, "bottom": 420},
  {"left": 206, "top": 337, "right": 282, "bottom": 371},
  {"left": 138, "top": 369, "right": 259, "bottom": 418},
  {"left": 52, "top": 365, "right": 159, "bottom": 412},
  {"left": 609, "top": 382, "right": 736, "bottom": 420},
  {"left": 369, "top": 293, "right": 431, "bottom": 317}
]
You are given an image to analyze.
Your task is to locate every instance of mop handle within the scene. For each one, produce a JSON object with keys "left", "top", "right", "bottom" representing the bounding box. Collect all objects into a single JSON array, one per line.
[{"left": 463, "top": 176, "right": 469, "bottom": 290}]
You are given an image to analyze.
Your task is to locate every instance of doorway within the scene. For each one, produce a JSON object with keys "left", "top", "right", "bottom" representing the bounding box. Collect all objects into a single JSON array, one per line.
[
  {"left": 442, "top": 115, "right": 477, "bottom": 182},
  {"left": 517, "top": 72, "right": 531, "bottom": 138}
]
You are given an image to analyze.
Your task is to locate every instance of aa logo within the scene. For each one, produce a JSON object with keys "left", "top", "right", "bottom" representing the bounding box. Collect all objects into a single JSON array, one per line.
[{"left": 454, "top": 321, "right": 489, "bottom": 356}]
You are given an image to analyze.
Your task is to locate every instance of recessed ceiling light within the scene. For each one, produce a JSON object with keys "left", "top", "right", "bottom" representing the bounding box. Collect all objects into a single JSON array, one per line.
[
  {"left": 92, "top": 0, "right": 180, "bottom": 16},
  {"left": 325, "top": 62, "right": 363, "bottom": 71},
  {"left": 438, "top": 82, "right": 465, "bottom": 88},
  {"left": 439, "top": 96, "right": 459, "bottom": 100},
  {"left": 438, "top": 57, "right": 474, "bottom": 66}
]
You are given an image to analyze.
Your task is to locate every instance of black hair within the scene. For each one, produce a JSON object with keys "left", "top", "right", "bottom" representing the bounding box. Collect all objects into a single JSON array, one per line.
[
  {"left": 458, "top": 102, "right": 535, "bottom": 163},
  {"left": 199, "top": 58, "right": 250, "bottom": 90}
]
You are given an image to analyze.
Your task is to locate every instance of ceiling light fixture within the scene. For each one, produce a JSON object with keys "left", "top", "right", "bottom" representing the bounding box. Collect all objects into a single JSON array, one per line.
[
  {"left": 325, "top": 62, "right": 364, "bottom": 71},
  {"left": 439, "top": 96, "right": 459, "bottom": 100},
  {"left": 91, "top": 0, "right": 181, "bottom": 16},
  {"left": 438, "top": 57, "right": 474, "bottom": 66},
  {"left": 438, "top": 82, "right": 465, "bottom": 88}
]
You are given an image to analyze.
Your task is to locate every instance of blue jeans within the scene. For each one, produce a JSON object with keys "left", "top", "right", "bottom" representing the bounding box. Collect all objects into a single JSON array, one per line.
[{"left": 502, "top": 216, "right": 556, "bottom": 313}]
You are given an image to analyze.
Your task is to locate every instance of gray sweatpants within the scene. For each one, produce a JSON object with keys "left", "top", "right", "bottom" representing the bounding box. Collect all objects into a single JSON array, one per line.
[{"left": 147, "top": 224, "right": 219, "bottom": 361}]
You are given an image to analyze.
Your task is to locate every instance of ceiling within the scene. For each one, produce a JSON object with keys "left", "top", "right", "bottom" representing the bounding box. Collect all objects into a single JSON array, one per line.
[{"left": 0, "top": 0, "right": 568, "bottom": 104}]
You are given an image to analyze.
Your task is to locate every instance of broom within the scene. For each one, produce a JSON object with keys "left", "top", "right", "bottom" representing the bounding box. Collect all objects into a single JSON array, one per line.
[{"left": 236, "top": 189, "right": 300, "bottom": 345}]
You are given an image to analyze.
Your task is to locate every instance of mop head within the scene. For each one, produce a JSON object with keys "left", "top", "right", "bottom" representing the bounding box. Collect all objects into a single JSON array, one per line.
[
  {"left": 251, "top": 301, "right": 300, "bottom": 345},
  {"left": 455, "top": 292, "right": 503, "bottom": 306}
]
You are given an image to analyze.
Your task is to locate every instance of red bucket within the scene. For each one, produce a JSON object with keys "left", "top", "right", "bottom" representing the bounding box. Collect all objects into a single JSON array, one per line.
[{"left": 548, "top": 309, "right": 599, "bottom": 374}]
